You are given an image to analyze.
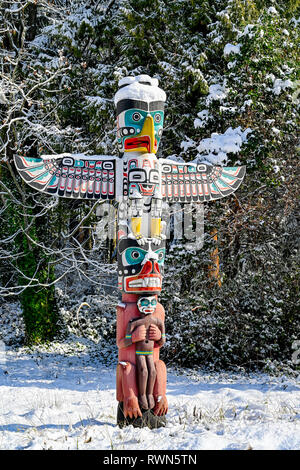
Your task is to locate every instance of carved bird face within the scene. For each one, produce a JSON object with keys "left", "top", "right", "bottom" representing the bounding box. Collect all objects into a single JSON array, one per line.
[
  {"left": 114, "top": 75, "right": 166, "bottom": 155},
  {"left": 116, "top": 101, "right": 164, "bottom": 154}
]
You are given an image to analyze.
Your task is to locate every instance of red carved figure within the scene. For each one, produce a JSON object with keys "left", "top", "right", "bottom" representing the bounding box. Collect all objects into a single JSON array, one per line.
[
  {"left": 125, "top": 296, "right": 165, "bottom": 411},
  {"left": 116, "top": 294, "right": 168, "bottom": 428}
]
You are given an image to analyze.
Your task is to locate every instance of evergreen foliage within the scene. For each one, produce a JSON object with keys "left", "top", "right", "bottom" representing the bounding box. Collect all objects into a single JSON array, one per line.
[{"left": 0, "top": 1, "right": 299, "bottom": 367}]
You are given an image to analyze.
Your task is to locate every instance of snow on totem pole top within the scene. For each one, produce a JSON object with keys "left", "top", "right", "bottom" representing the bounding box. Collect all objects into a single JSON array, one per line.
[{"left": 114, "top": 75, "right": 166, "bottom": 105}]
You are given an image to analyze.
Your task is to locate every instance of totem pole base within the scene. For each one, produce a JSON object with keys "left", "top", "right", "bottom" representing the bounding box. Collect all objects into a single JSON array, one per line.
[{"left": 117, "top": 402, "right": 166, "bottom": 429}]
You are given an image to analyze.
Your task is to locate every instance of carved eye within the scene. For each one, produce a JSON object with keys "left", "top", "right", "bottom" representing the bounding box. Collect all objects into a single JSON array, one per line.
[
  {"left": 132, "top": 112, "right": 142, "bottom": 121},
  {"left": 154, "top": 113, "right": 162, "bottom": 123},
  {"left": 156, "top": 249, "right": 165, "bottom": 264},
  {"left": 123, "top": 247, "right": 147, "bottom": 266},
  {"left": 128, "top": 169, "right": 146, "bottom": 183},
  {"left": 149, "top": 170, "right": 159, "bottom": 184}
]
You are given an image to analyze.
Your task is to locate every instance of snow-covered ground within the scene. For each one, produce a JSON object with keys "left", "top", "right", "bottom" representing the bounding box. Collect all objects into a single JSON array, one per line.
[{"left": 0, "top": 341, "right": 299, "bottom": 451}]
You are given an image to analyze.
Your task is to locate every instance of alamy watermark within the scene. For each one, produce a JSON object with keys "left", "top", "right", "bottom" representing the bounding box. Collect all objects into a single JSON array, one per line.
[{"left": 95, "top": 200, "right": 205, "bottom": 250}]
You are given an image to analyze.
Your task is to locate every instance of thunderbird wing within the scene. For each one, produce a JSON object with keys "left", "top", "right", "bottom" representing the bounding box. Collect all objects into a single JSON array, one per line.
[
  {"left": 14, "top": 153, "right": 120, "bottom": 200},
  {"left": 159, "top": 158, "right": 246, "bottom": 203}
]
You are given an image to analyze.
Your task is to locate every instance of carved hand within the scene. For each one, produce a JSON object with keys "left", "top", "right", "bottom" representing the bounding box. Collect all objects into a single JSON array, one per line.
[
  {"left": 131, "top": 325, "right": 146, "bottom": 343},
  {"left": 148, "top": 324, "right": 161, "bottom": 341},
  {"left": 124, "top": 396, "right": 142, "bottom": 419},
  {"left": 153, "top": 395, "right": 168, "bottom": 416}
]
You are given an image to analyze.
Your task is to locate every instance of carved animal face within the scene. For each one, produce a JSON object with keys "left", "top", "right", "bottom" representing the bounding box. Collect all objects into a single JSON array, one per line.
[
  {"left": 117, "top": 238, "right": 165, "bottom": 294},
  {"left": 124, "top": 154, "right": 160, "bottom": 197},
  {"left": 116, "top": 101, "right": 164, "bottom": 154}
]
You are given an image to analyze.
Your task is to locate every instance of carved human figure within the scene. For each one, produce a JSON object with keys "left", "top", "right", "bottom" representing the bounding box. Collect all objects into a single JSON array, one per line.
[
  {"left": 124, "top": 296, "right": 165, "bottom": 410},
  {"left": 116, "top": 294, "right": 168, "bottom": 427}
]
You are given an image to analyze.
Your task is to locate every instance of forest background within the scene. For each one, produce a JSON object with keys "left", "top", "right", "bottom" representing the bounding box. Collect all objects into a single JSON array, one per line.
[{"left": 0, "top": 0, "right": 299, "bottom": 372}]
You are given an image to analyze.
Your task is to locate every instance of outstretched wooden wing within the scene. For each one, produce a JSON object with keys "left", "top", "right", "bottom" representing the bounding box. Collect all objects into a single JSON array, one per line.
[
  {"left": 159, "top": 159, "right": 246, "bottom": 203},
  {"left": 14, "top": 153, "right": 119, "bottom": 200}
]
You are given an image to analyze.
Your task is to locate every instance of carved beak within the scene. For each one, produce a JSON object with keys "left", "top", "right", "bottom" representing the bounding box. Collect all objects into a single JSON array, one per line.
[
  {"left": 141, "top": 115, "right": 155, "bottom": 153},
  {"left": 124, "top": 115, "right": 157, "bottom": 154}
]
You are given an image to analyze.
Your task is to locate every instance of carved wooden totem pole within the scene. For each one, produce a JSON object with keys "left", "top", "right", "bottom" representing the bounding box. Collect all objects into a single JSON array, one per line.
[{"left": 14, "top": 75, "right": 246, "bottom": 429}]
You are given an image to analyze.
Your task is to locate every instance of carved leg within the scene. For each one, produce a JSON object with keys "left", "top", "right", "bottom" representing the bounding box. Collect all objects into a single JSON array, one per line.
[
  {"left": 146, "top": 356, "right": 157, "bottom": 410},
  {"left": 151, "top": 188, "right": 164, "bottom": 245},
  {"left": 129, "top": 191, "right": 146, "bottom": 245},
  {"left": 136, "top": 355, "right": 149, "bottom": 410}
]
